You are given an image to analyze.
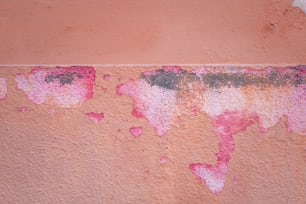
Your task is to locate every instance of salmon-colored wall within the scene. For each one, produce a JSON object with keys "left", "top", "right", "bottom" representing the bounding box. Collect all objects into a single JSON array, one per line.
[
  {"left": 0, "top": 1, "right": 306, "bottom": 204},
  {"left": 1, "top": 0, "right": 306, "bottom": 64}
]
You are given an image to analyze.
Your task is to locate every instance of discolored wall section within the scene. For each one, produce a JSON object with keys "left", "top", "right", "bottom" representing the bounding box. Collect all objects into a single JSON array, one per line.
[
  {"left": 0, "top": 0, "right": 306, "bottom": 204},
  {"left": 0, "top": 66, "right": 305, "bottom": 203}
]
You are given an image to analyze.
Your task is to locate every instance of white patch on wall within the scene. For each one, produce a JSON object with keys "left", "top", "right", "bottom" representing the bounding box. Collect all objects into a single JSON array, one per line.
[
  {"left": 0, "top": 77, "right": 7, "bottom": 100},
  {"left": 292, "top": 0, "right": 306, "bottom": 13}
]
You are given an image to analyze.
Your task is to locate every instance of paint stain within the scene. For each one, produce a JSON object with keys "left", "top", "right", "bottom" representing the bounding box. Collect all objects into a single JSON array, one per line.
[
  {"left": 117, "top": 65, "right": 306, "bottom": 193},
  {"left": 15, "top": 66, "right": 95, "bottom": 108},
  {"left": 103, "top": 74, "right": 111, "bottom": 81},
  {"left": 0, "top": 77, "right": 7, "bottom": 100},
  {"left": 117, "top": 79, "right": 176, "bottom": 135},
  {"left": 190, "top": 111, "right": 258, "bottom": 194},
  {"left": 160, "top": 155, "right": 169, "bottom": 164},
  {"left": 129, "top": 126, "right": 143, "bottom": 138},
  {"left": 85, "top": 112, "right": 104, "bottom": 122}
]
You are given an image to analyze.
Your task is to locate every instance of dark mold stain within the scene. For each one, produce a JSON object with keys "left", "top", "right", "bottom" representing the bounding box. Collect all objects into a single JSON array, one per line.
[
  {"left": 141, "top": 66, "right": 306, "bottom": 90},
  {"left": 141, "top": 69, "right": 202, "bottom": 90},
  {"left": 201, "top": 72, "right": 291, "bottom": 88},
  {"left": 141, "top": 69, "right": 181, "bottom": 90},
  {"left": 45, "top": 72, "right": 83, "bottom": 85}
]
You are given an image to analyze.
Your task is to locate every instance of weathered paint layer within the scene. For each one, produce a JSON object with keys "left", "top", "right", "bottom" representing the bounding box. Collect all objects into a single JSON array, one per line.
[
  {"left": 15, "top": 67, "right": 95, "bottom": 108},
  {"left": 117, "top": 65, "right": 306, "bottom": 193}
]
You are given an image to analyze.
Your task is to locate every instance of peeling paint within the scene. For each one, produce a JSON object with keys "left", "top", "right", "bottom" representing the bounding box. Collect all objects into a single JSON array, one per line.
[
  {"left": 117, "top": 66, "right": 306, "bottom": 193},
  {"left": 0, "top": 77, "right": 7, "bottom": 100},
  {"left": 15, "top": 66, "right": 95, "bottom": 108}
]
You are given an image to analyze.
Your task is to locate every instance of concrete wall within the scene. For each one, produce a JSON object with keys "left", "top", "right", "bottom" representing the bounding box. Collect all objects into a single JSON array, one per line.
[{"left": 0, "top": 1, "right": 305, "bottom": 203}]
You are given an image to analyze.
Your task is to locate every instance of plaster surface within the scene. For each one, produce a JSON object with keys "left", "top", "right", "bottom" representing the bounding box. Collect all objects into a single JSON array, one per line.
[{"left": 0, "top": 66, "right": 305, "bottom": 203}]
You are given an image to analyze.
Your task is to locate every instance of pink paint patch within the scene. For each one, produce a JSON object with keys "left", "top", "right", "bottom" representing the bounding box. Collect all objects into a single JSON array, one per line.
[
  {"left": 116, "top": 79, "right": 176, "bottom": 136},
  {"left": 161, "top": 65, "right": 182, "bottom": 73},
  {"left": 129, "top": 126, "right": 143, "bottom": 138},
  {"left": 103, "top": 74, "right": 110, "bottom": 81},
  {"left": 15, "top": 66, "right": 95, "bottom": 108},
  {"left": 190, "top": 163, "right": 227, "bottom": 194},
  {"left": 117, "top": 66, "right": 306, "bottom": 193},
  {"left": 142, "top": 70, "right": 157, "bottom": 77},
  {"left": 160, "top": 155, "right": 169, "bottom": 164},
  {"left": 0, "top": 77, "right": 7, "bottom": 100},
  {"left": 190, "top": 111, "right": 258, "bottom": 193},
  {"left": 85, "top": 112, "right": 104, "bottom": 122}
]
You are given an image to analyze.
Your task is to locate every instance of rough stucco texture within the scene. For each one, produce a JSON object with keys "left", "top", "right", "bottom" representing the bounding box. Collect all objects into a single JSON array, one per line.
[
  {"left": 1, "top": 0, "right": 306, "bottom": 203},
  {"left": 0, "top": 66, "right": 305, "bottom": 203}
]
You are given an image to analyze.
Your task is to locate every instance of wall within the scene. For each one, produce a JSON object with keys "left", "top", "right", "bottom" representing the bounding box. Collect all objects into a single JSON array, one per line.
[
  {"left": 0, "top": 1, "right": 305, "bottom": 203},
  {"left": 1, "top": 0, "right": 306, "bottom": 64}
]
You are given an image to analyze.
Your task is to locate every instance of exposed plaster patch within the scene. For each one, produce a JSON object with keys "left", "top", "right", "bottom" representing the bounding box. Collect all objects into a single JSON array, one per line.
[
  {"left": 0, "top": 77, "right": 7, "bottom": 100},
  {"left": 117, "top": 80, "right": 176, "bottom": 136},
  {"left": 117, "top": 65, "right": 306, "bottom": 193},
  {"left": 15, "top": 66, "right": 95, "bottom": 108},
  {"left": 292, "top": 0, "right": 306, "bottom": 13}
]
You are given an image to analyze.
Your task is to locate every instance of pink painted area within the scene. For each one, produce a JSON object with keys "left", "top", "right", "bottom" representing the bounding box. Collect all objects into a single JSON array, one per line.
[
  {"left": 15, "top": 67, "right": 95, "bottom": 108},
  {"left": 284, "top": 86, "right": 306, "bottom": 135},
  {"left": 118, "top": 66, "right": 306, "bottom": 193},
  {"left": 142, "top": 70, "right": 157, "bottom": 77},
  {"left": 117, "top": 79, "right": 176, "bottom": 135},
  {"left": 85, "top": 112, "right": 104, "bottom": 122},
  {"left": 0, "top": 77, "right": 7, "bottom": 100},
  {"left": 161, "top": 66, "right": 181, "bottom": 73},
  {"left": 160, "top": 155, "right": 169, "bottom": 164},
  {"left": 129, "top": 126, "right": 143, "bottom": 138},
  {"left": 103, "top": 74, "right": 111, "bottom": 81},
  {"left": 0, "top": 66, "right": 306, "bottom": 203},
  {"left": 190, "top": 111, "right": 259, "bottom": 194}
]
